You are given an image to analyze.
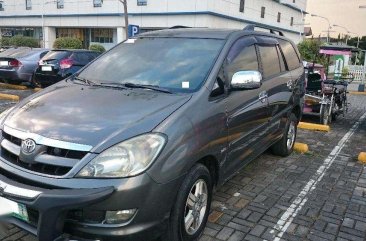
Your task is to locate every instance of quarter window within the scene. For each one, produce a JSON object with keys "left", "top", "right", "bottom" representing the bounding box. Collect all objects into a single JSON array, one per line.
[
  {"left": 226, "top": 45, "right": 259, "bottom": 82},
  {"left": 258, "top": 46, "right": 281, "bottom": 78},
  {"left": 279, "top": 40, "right": 301, "bottom": 70}
]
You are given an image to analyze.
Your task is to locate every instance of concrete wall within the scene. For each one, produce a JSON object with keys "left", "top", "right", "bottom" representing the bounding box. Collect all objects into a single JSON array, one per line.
[{"left": 0, "top": 0, "right": 307, "bottom": 48}]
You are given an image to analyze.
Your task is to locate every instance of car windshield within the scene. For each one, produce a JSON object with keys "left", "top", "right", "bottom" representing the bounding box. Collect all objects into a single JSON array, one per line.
[
  {"left": 42, "top": 50, "right": 70, "bottom": 60},
  {"left": 0, "top": 48, "right": 33, "bottom": 58},
  {"left": 78, "top": 37, "right": 224, "bottom": 93}
]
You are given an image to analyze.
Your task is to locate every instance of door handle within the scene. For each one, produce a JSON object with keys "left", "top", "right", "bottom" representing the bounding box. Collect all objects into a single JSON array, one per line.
[
  {"left": 258, "top": 91, "right": 268, "bottom": 103},
  {"left": 287, "top": 79, "right": 294, "bottom": 89}
]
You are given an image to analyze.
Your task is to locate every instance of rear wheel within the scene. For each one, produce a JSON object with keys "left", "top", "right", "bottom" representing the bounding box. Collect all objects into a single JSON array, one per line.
[
  {"left": 271, "top": 113, "right": 298, "bottom": 157},
  {"left": 162, "top": 164, "right": 212, "bottom": 241},
  {"left": 320, "top": 104, "right": 332, "bottom": 125}
]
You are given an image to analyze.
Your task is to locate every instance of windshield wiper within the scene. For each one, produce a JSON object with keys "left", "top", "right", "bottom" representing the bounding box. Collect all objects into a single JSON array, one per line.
[
  {"left": 73, "top": 76, "right": 96, "bottom": 86},
  {"left": 123, "top": 82, "right": 173, "bottom": 94}
]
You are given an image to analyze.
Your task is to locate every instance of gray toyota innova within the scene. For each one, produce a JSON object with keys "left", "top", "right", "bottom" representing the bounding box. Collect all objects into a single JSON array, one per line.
[{"left": 0, "top": 25, "right": 304, "bottom": 241}]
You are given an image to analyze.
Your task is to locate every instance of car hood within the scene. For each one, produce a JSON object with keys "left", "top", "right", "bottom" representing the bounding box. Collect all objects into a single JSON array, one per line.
[{"left": 4, "top": 82, "right": 191, "bottom": 152}]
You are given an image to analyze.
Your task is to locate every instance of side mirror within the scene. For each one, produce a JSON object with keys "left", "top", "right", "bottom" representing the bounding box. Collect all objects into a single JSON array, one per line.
[{"left": 230, "top": 71, "right": 262, "bottom": 90}]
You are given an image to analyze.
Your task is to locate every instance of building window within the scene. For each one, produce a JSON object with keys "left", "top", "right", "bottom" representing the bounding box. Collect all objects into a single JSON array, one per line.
[
  {"left": 239, "top": 0, "right": 245, "bottom": 13},
  {"left": 277, "top": 12, "right": 281, "bottom": 23},
  {"left": 0, "top": 1, "right": 4, "bottom": 11},
  {"left": 261, "top": 7, "right": 265, "bottom": 18},
  {"left": 290, "top": 17, "right": 294, "bottom": 26},
  {"left": 93, "top": 0, "right": 103, "bottom": 7},
  {"left": 137, "top": 0, "right": 147, "bottom": 6},
  {"left": 25, "top": 0, "right": 32, "bottom": 10},
  {"left": 91, "top": 29, "right": 113, "bottom": 43},
  {"left": 57, "top": 0, "right": 64, "bottom": 9}
]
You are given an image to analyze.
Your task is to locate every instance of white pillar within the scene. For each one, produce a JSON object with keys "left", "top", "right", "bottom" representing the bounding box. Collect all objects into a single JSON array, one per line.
[
  {"left": 117, "top": 27, "right": 126, "bottom": 43},
  {"left": 43, "top": 27, "right": 56, "bottom": 48}
]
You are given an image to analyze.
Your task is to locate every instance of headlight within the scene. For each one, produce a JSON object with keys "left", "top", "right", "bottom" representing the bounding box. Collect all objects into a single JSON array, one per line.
[
  {"left": 0, "top": 107, "right": 15, "bottom": 124},
  {"left": 77, "top": 133, "right": 166, "bottom": 178}
]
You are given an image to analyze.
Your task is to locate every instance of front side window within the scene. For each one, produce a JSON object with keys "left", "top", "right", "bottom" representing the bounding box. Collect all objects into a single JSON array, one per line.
[
  {"left": 25, "top": 0, "right": 31, "bottom": 10},
  {"left": 226, "top": 44, "right": 259, "bottom": 82},
  {"left": 279, "top": 40, "right": 301, "bottom": 70},
  {"left": 78, "top": 38, "right": 224, "bottom": 93},
  {"left": 258, "top": 46, "right": 281, "bottom": 78}
]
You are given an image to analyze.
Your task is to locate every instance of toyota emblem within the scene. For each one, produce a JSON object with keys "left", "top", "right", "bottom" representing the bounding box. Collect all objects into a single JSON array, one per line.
[{"left": 21, "top": 139, "right": 36, "bottom": 154}]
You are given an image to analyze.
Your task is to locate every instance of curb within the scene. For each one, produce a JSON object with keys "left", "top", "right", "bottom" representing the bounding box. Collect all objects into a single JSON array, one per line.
[
  {"left": 33, "top": 88, "right": 43, "bottom": 92},
  {"left": 359, "top": 152, "right": 366, "bottom": 163},
  {"left": 349, "top": 91, "right": 366, "bottom": 95},
  {"left": 298, "top": 122, "right": 330, "bottom": 132},
  {"left": 294, "top": 142, "right": 309, "bottom": 154},
  {"left": 0, "top": 93, "right": 20, "bottom": 101},
  {"left": 0, "top": 83, "right": 28, "bottom": 90}
]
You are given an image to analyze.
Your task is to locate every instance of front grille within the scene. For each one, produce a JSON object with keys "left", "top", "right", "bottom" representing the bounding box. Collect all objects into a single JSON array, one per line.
[
  {"left": 27, "top": 208, "right": 39, "bottom": 227},
  {"left": 0, "top": 131, "right": 88, "bottom": 176},
  {"left": 1, "top": 148, "right": 72, "bottom": 176}
]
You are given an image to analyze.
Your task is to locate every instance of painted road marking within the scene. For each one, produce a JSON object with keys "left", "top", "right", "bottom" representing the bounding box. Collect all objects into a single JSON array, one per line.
[
  {"left": 268, "top": 111, "right": 366, "bottom": 241},
  {"left": 298, "top": 122, "right": 330, "bottom": 132}
]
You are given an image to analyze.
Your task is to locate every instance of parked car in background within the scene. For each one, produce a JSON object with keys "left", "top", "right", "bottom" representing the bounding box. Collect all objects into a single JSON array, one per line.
[
  {"left": 33, "top": 49, "right": 100, "bottom": 87},
  {"left": 0, "top": 26, "right": 304, "bottom": 241},
  {"left": 0, "top": 47, "right": 49, "bottom": 85}
]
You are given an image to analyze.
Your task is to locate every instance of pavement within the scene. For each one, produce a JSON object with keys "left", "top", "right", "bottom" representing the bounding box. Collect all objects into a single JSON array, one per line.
[{"left": 0, "top": 87, "right": 366, "bottom": 241}]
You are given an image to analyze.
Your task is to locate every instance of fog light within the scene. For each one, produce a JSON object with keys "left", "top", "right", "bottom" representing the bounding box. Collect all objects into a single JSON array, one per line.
[{"left": 105, "top": 209, "right": 137, "bottom": 224}]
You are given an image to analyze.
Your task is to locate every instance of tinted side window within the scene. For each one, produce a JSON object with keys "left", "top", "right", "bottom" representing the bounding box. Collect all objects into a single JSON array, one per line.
[
  {"left": 277, "top": 45, "right": 286, "bottom": 72},
  {"left": 72, "top": 52, "right": 91, "bottom": 65},
  {"left": 279, "top": 40, "right": 301, "bottom": 70},
  {"left": 258, "top": 46, "right": 281, "bottom": 78},
  {"left": 226, "top": 45, "right": 259, "bottom": 81}
]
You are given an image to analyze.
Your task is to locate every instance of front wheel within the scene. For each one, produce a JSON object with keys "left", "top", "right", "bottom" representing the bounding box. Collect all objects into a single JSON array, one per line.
[
  {"left": 271, "top": 113, "right": 298, "bottom": 157},
  {"left": 162, "top": 164, "right": 212, "bottom": 241}
]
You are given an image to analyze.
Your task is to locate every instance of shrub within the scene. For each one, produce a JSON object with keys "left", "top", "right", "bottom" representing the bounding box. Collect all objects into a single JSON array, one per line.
[
  {"left": 0, "top": 37, "right": 11, "bottom": 46},
  {"left": 89, "top": 44, "right": 106, "bottom": 53},
  {"left": 53, "top": 37, "right": 83, "bottom": 49},
  {"left": 9, "top": 36, "right": 39, "bottom": 47}
]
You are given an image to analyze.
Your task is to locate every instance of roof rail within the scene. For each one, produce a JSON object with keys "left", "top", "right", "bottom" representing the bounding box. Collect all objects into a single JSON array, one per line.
[
  {"left": 243, "top": 24, "right": 284, "bottom": 36},
  {"left": 169, "top": 25, "right": 191, "bottom": 29}
]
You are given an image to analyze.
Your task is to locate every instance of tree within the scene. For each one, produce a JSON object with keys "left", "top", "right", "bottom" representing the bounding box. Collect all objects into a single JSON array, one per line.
[
  {"left": 297, "top": 39, "right": 327, "bottom": 66},
  {"left": 118, "top": 0, "right": 129, "bottom": 40}
]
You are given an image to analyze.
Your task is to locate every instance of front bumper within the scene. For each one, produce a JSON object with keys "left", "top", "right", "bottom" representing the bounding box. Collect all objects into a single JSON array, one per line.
[{"left": 0, "top": 167, "right": 181, "bottom": 241}]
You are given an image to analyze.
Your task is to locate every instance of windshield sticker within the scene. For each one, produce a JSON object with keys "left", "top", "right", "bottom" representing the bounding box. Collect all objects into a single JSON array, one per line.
[
  {"left": 182, "top": 82, "right": 190, "bottom": 89},
  {"left": 125, "top": 39, "right": 137, "bottom": 44}
]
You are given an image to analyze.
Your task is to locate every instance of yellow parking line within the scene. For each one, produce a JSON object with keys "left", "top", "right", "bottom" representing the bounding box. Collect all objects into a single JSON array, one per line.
[
  {"left": 0, "top": 93, "right": 19, "bottom": 101},
  {"left": 294, "top": 142, "right": 309, "bottom": 154},
  {"left": 359, "top": 152, "right": 366, "bottom": 163},
  {"left": 0, "top": 83, "right": 28, "bottom": 90},
  {"left": 298, "top": 122, "right": 330, "bottom": 132},
  {"left": 33, "top": 88, "right": 43, "bottom": 92},
  {"left": 349, "top": 91, "right": 366, "bottom": 95}
]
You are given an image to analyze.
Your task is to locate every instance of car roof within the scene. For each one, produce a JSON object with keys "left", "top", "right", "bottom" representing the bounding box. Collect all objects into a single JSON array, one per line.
[
  {"left": 50, "top": 49, "right": 98, "bottom": 53},
  {"left": 138, "top": 28, "right": 241, "bottom": 40}
]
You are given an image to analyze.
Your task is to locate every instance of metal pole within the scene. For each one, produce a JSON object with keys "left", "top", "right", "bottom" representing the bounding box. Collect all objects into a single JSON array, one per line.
[{"left": 42, "top": 0, "right": 45, "bottom": 48}]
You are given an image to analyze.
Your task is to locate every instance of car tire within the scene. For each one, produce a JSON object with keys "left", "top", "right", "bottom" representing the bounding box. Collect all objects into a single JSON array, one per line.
[
  {"left": 162, "top": 164, "right": 212, "bottom": 241},
  {"left": 271, "top": 113, "right": 298, "bottom": 157}
]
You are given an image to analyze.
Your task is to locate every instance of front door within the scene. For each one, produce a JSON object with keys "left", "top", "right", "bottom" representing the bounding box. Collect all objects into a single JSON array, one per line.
[{"left": 223, "top": 37, "right": 271, "bottom": 179}]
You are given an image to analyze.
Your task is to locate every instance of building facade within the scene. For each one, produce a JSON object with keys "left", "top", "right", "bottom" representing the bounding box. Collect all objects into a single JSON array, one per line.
[{"left": 0, "top": 0, "right": 307, "bottom": 49}]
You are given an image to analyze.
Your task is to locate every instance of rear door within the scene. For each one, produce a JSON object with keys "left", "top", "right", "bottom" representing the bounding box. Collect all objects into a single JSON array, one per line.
[
  {"left": 256, "top": 37, "right": 293, "bottom": 139},
  {"left": 224, "top": 37, "right": 271, "bottom": 178}
]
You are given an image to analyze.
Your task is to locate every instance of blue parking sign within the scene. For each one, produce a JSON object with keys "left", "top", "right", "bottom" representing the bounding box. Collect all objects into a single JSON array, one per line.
[{"left": 128, "top": 25, "right": 140, "bottom": 37}]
